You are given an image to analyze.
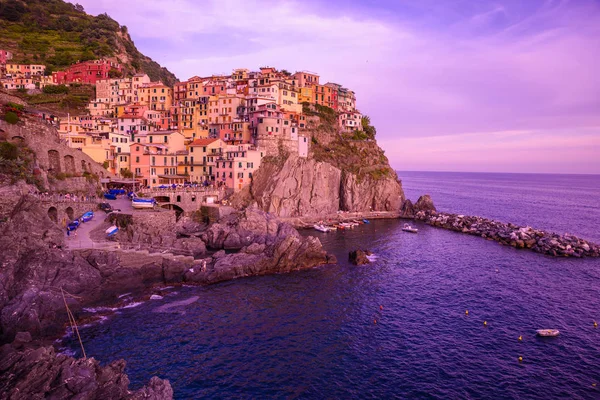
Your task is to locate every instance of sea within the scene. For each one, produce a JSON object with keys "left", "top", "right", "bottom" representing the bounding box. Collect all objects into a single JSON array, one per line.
[{"left": 62, "top": 172, "right": 600, "bottom": 399}]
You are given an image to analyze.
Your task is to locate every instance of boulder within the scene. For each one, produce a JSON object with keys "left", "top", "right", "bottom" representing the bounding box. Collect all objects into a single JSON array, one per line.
[
  {"left": 400, "top": 199, "right": 415, "bottom": 218},
  {"left": 349, "top": 250, "right": 371, "bottom": 265},
  {"left": 414, "top": 195, "right": 436, "bottom": 213}
]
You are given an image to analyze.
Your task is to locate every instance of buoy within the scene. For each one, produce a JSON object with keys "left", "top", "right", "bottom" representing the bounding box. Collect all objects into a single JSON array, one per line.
[
  {"left": 484, "top": 320, "right": 487, "bottom": 326},
  {"left": 518, "top": 356, "right": 523, "bottom": 362},
  {"left": 593, "top": 383, "right": 597, "bottom": 387},
  {"left": 380, "top": 305, "right": 383, "bottom": 310},
  {"left": 465, "top": 310, "right": 469, "bottom": 315},
  {"left": 518, "top": 336, "right": 522, "bottom": 341},
  {"left": 594, "top": 321, "right": 598, "bottom": 328},
  {"left": 374, "top": 319, "right": 377, "bottom": 324}
]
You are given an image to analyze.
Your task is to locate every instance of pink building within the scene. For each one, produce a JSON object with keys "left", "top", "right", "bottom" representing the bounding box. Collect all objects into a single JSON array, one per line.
[
  {"left": 214, "top": 144, "right": 264, "bottom": 191},
  {"left": 0, "top": 50, "right": 13, "bottom": 64},
  {"left": 130, "top": 143, "right": 178, "bottom": 187},
  {"left": 249, "top": 103, "right": 284, "bottom": 140}
]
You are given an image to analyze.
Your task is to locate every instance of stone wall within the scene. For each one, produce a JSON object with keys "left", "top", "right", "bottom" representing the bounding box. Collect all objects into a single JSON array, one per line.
[
  {"left": 41, "top": 200, "right": 97, "bottom": 225},
  {"left": 0, "top": 119, "right": 113, "bottom": 186}
]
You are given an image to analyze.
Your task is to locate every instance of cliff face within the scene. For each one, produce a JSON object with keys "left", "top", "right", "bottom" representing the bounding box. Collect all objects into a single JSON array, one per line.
[{"left": 235, "top": 107, "right": 404, "bottom": 218}]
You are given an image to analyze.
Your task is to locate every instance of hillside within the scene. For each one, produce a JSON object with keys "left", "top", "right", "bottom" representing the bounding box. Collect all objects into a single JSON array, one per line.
[{"left": 0, "top": 0, "right": 178, "bottom": 86}]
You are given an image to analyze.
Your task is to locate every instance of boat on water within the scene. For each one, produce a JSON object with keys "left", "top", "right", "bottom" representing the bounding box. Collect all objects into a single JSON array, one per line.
[
  {"left": 132, "top": 198, "right": 156, "bottom": 209},
  {"left": 402, "top": 223, "right": 419, "bottom": 233},
  {"left": 81, "top": 211, "right": 94, "bottom": 222},
  {"left": 536, "top": 329, "right": 560, "bottom": 337},
  {"left": 313, "top": 224, "right": 330, "bottom": 232},
  {"left": 105, "top": 225, "right": 118, "bottom": 237}
]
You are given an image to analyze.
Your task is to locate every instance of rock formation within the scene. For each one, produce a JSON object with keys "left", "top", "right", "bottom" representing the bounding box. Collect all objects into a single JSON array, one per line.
[
  {"left": 400, "top": 195, "right": 436, "bottom": 218},
  {"left": 349, "top": 249, "right": 371, "bottom": 265},
  {"left": 0, "top": 338, "right": 172, "bottom": 399},
  {"left": 415, "top": 210, "right": 600, "bottom": 258}
]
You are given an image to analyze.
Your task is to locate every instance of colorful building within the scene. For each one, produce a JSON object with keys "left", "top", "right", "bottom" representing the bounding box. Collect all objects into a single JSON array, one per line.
[
  {"left": 214, "top": 144, "right": 264, "bottom": 191},
  {"left": 52, "top": 59, "right": 121, "bottom": 85}
]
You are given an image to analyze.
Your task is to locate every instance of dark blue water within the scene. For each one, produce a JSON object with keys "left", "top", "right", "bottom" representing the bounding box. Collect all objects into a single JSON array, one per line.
[{"left": 64, "top": 172, "right": 600, "bottom": 399}]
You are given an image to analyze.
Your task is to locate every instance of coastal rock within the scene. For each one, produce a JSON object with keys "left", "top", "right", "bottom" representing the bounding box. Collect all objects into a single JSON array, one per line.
[
  {"left": 400, "top": 199, "right": 415, "bottom": 218},
  {"left": 234, "top": 155, "right": 404, "bottom": 218},
  {"left": 414, "top": 210, "right": 600, "bottom": 258},
  {"left": 0, "top": 343, "right": 172, "bottom": 399},
  {"left": 414, "top": 195, "right": 437, "bottom": 213},
  {"left": 349, "top": 250, "right": 371, "bottom": 265}
]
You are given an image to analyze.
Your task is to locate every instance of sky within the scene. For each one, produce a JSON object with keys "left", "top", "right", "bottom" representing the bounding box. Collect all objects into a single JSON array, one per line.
[{"left": 68, "top": 0, "right": 600, "bottom": 174}]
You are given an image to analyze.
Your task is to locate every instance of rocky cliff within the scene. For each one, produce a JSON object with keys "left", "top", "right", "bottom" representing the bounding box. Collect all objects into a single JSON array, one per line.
[{"left": 234, "top": 106, "right": 404, "bottom": 218}]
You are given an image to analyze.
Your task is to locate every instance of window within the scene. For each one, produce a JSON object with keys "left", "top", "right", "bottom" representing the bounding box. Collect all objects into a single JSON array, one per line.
[
  {"left": 164, "top": 136, "right": 168, "bottom": 143},
  {"left": 238, "top": 162, "right": 242, "bottom": 168},
  {"left": 238, "top": 172, "right": 244, "bottom": 178},
  {"left": 136, "top": 146, "right": 140, "bottom": 151}
]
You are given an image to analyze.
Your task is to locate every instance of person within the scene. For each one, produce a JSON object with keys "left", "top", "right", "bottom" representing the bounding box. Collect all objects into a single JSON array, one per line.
[{"left": 66, "top": 228, "right": 70, "bottom": 237}]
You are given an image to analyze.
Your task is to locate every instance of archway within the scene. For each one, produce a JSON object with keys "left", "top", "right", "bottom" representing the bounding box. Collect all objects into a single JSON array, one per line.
[
  {"left": 47, "top": 207, "right": 58, "bottom": 223},
  {"left": 64, "top": 155, "right": 75, "bottom": 174},
  {"left": 81, "top": 160, "right": 87, "bottom": 172},
  {"left": 176, "top": 195, "right": 181, "bottom": 202},
  {"left": 48, "top": 150, "right": 61, "bottom": 173},
  {"left": 160, "top": 204, "right": 184, "bottom": 220},
  {"left": 11, "top": 135, "right": 25, "bottom": 142},
  {"left": 154, "top": 196, "right": 170, "bottom": 203},
  {"left": 65, "top": 207, "right": 74, "bottom": 220}
]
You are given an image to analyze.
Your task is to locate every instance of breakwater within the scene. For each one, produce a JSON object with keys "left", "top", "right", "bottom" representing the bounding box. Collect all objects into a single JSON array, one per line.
[{"left": 415, "top": 211, "right": 600, "bottom": 257}]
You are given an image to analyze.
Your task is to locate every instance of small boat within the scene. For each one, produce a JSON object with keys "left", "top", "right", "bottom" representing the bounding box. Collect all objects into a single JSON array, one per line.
[
  {"left": 402, "top": 223, "right": 418, "bottom": 233},
  {"left": 103, "top": 193, "right": 117, "bottom": 200},
  {"left": 81, "top": 211, "right": 94, "bottom": 222},
  {"left": 313, "top": 224, "right": 329, "bottom": 232},
  {"left": 363, "top": 219, "right": 370, "bottom": 224},
  {"left": 105, "top": 225, "right": 118, "bottom": 237},
  {"left": 536, "top": 329, "right": 560, "bottom": 337},
  {"left": 67, "top": 222, "right": 79, "bottom": 231},
  {"left": 132, "top": 198, "right": 156, "bottom": 209}
]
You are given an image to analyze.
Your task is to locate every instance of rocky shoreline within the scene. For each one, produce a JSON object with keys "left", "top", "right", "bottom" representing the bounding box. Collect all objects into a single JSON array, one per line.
[
  {"left": 0, "top": 196, "right": 335, "bottom": 399},
  {"left": 414, "top": 210, "right": 600, "bottom": 257}
]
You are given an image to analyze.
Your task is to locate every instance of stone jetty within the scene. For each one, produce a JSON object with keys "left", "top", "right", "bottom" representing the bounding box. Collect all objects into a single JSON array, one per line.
[{"left": 414, "top": 210, "right": 600, "bottom": 258}]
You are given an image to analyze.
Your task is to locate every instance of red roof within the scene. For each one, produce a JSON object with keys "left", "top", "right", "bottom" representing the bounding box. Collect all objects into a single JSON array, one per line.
[{"left": 189, "top": 138, "right": 218, "bottom": 146}]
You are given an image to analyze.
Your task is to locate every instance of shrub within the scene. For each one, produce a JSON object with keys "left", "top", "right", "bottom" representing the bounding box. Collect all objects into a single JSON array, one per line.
[
  {"left": 43, "top": 84, "right": 69, "bottom": 94},
  {"left": 6, "top": 102, "right": 24, "bottom": 111},
  {"left": 0, "top": 142, "right": 19, "bottom": 160},
  {"left": 4, "top": 112, "right": 19, "bottom": 124}
]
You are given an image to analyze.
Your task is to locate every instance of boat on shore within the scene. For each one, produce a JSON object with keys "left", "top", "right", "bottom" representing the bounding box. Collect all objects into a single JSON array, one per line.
[
  {"left": 105, "top": 225, "right": 118, "bottom": 237},
  {"left": 402, "top": 223, "right": 418, "bottom": 233},
  {"left": 81, "top": 211, "right": 94, "bottom": 222},
  {"left": 132, "top": 198, "right": 156, "bottom": 209},
  {"left": 313, "top": 224, "right": 330, "bottom": 233},
  {"left": 536, "top": 329, "right": 560, "bottom": 337}
]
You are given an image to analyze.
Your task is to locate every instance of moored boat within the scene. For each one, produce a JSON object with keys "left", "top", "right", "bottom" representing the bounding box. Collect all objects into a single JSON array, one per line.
[
  {"left": 402, "top": 223, "right": 418, "bottom": 233},
  {"left": 313, "top": 224, "right": 329, "bottom": 232},
  {"left": 536, "top": 329, "right": 560, "bottom": 337},
  {"left": 132, "top": 198, "right": 156, "bottom": 209}
]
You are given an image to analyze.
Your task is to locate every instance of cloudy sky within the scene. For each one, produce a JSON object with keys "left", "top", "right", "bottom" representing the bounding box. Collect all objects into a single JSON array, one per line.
[{"left": 69, "top": 0, "right": 600, "bottom": 174}]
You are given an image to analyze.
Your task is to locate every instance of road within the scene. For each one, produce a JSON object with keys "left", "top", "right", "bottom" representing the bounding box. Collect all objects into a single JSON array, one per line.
[{"left": 64, "top": 196, "right": 133, "bottom": 250}]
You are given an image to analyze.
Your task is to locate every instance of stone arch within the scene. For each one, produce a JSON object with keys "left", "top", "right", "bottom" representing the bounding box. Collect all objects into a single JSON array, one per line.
[
  {"left": 81, "top": 160, "right": 87, "bottom": 172},
  {"left": 64, "top": 155, "right": 75, "bottom": 174},
  {"left": 88, "top": 162, "right": 92, "bottom": 172},
  {"left": 11, "top": 135, "right": 25, "bottom": 142},
  {"left": 47, "top": 207, "right": 58, "bottom": 223},
  {"left": 154, "top": 196, "right": 170, "bottom": 203},
  {"left": 99, "top": 171, "right": 104, "bottom": 178},
  {"left": 65, "top": 207, "right": 74, "bottom": 220},
  {"left": 176, "top": 195, "right": 181, "bottom": 202},
  {"left": 160, "top": 204, "right": 184, "bottom": 220},
  {"left": 48, "top": 150, "right": 61, "bottom": 173}
]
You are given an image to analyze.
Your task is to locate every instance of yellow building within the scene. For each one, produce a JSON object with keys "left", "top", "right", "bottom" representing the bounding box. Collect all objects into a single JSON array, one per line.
[
  {"left": 298, "top": 87, "right": 314, "bottom": 104},
  {"left": 139, "top": 83, "right": 173, "bottom": 112},
  {"left": 187, "top": 138, "right": 226, "bottom": 182}
]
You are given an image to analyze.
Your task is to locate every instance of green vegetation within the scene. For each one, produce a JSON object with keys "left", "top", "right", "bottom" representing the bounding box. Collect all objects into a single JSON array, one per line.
[
  {"left": 0, "top": 0, "right": 178, "bottom": 86},
  {"left": 42, "top": 84, "right": 68, "bottom": 94},
  {"left": 361, "top": 115, "right": 376, "bottom": 139},
  {"left": 3, "top": 111, "right": 19, "bottom": 124},
  {"left": 82, "top": 171, "right": 99, "bottom": 182},
  {"left": 0, "top": 139, "right": 44, "bottom": 189},
  {"left": 120, "top": 168, "right": 133, "bottom": 178},
  {"left": 15, "top": 83, "right": 95, "bottom": 113}
]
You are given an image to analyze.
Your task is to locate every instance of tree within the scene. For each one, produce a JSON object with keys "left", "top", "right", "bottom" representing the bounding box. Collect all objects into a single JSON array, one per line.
[
  {"left": 0, "top": 0, "right": 27, "bottom": 22},
  {"left": 74, "top": 3, "right": 85, "bottom": 12},
  {"left": 120, "top": 168, "right": 133, "bottom": 178}
]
